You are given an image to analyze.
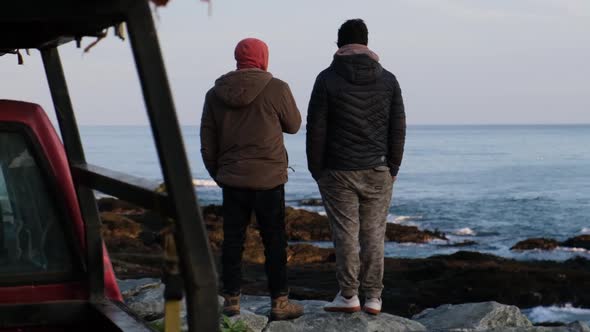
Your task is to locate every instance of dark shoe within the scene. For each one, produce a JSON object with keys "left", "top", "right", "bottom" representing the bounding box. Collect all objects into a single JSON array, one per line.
[
  {"left": 222, "top": 294, "right": 240, "bottom": 317},
  {"left": 271, "top": 296, "right": 304, "bottom": 321}
]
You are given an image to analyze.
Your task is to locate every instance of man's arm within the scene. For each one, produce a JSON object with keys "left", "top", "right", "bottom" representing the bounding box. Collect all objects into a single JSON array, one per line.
[
  {"left": 387, "top": 76, "right": 406, "bottom": 177},
  {"left": 277, "top": 82, "right": 302, "bottom": 134},
  {"left": 200, "top": 94, "right": 219, "bottom": 179},
  {"left": 306, "top": 75, "right": 329, "bottom": 181}
]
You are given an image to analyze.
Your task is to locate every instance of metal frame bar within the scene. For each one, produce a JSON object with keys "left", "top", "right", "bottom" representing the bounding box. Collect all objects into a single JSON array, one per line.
[
  {"left": 125, "top": 1, "right": 219, "bottom": 331},
  {"left": 72, "top": 163, "right": 174, "bottom": 217},
  {"left": 41, "top": 47, "right": 105, "bottom": 301}
]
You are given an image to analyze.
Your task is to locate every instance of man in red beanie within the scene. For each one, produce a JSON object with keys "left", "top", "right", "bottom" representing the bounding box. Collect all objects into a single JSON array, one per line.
[{"left": 200, "top": 38, "right": 303, "bottom": 320}]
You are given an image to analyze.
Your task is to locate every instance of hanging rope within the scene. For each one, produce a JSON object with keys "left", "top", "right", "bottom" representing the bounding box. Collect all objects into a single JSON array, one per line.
[
  {"left": 3, "top": 50, "right": 24, "bottom": 65},
  {"left": 83, "top": 30, "right": 108, "bottom": 53}
]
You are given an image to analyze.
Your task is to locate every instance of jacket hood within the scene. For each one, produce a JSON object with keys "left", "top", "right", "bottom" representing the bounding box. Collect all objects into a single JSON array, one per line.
[
  {"left": 235, "top": 38, "right": 269, "bottom": 71},
  {"left": 332, "top": 53, "right": 383, "bottom": 85},
  {"left": 214, "top": 69, "right": 273, "bottom": 107}
]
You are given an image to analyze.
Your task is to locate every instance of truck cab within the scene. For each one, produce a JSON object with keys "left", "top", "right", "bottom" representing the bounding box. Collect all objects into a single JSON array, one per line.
[{"left": 0, "top": 100, "right": 148, "bottom": 331}]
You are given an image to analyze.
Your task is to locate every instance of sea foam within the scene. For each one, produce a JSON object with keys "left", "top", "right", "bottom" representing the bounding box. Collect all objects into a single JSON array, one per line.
[
  {"left": 193, "top": 179, "right": 219, "bottom": 187},
  {"left": 525, "top": 304, "right": 590, "bottom": 324},
  {"left": 390, "top": 215, "right": 422, "bottom": 224},
  {"left": 454, "top": 227, "right": 477, "bottom": 236}
]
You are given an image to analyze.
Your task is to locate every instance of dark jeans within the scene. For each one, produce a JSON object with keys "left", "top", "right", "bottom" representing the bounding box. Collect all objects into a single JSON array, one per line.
[{"left": 222, "top": 185, "right": 288, "bottom": 298}]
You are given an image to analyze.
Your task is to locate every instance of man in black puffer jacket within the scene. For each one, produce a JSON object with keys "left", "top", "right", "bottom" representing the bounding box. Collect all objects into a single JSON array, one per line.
[{"left": 306, "top": 19, "right": 406, "bottom": 315}]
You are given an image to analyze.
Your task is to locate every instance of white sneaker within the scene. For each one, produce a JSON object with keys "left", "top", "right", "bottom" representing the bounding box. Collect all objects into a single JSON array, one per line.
[
  {"left": 363, "top": 297, "right": 382, "bottom": 315},
  {"left": 324, "top": 292, "right": 361, "bottom": 313}
]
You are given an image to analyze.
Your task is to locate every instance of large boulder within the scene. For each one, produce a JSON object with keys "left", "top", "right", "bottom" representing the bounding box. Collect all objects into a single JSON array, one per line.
[
  {"left": 413, "top": 302, "right": 532, "bottom": 330},
  {"left": 264, "top": 311, "right": 426, "bottom": 332},
  {"left": 511, "top": 235, "right": 590, "bottom": 251},
  {"left": 247, "top": 298, "right": 426, "bottom": 332}
]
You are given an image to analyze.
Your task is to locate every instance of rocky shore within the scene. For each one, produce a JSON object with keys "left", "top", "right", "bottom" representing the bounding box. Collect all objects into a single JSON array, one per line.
[
  {"left": 120, "top": 279, "right": 590, "bottom": 332},
  {"left": 98, "top": 197, "right": 590, "bottom": 325}
]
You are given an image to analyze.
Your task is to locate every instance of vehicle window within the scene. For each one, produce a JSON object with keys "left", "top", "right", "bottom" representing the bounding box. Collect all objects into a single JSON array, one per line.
[{"left": 0, "top": 132, "right": 75, "bottom": 280}]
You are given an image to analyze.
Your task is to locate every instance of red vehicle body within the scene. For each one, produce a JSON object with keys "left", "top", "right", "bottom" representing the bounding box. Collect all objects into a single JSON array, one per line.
[
  {"left": 0, "top": 100, "right": 122, "bottom": 305},
  {"left": 0, "top": 2, "right": 219, "bottom": 331}
]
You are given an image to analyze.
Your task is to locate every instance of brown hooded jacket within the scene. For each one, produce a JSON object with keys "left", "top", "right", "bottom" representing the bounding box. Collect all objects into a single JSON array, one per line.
[{"left": 200, "top": 69, "right": 301, "bottom": 190}]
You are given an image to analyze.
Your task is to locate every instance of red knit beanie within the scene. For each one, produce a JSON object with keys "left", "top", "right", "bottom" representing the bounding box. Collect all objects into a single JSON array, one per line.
[{"left": 234, "top": 38, "right": 269, "bottom": 71}]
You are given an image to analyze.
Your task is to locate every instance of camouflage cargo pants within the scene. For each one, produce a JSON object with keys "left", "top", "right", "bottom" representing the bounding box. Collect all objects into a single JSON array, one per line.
[{"left": 318, "top": 167, "right": 394, "bottom": 299}]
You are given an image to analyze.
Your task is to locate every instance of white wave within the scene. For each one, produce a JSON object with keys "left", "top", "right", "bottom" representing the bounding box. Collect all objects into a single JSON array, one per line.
[
  {"left": 192, "top": 179, "right": 218, "bottom": 187},
  {"left": 526, "top": 304, "right": 590, "bottom": 324},
  {"left": 581, "top": 228, "right": 590, "bottom": 234},
  {"left": 389, "top": 215, "right": 423, "bottom": 224},
  {"left": 454, "top": 227, "right": 477, "bottom": 236},
  {"left": 558, "top": 246, "right": 589, "bottom": 253}
]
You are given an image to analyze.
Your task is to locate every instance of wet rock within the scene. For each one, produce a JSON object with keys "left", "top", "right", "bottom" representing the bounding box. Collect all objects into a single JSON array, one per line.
[
  {"left": 562, "top": 235, "right": 590, "bottom": 250},
  {"left": 284, "top": 207, "right": 333, "bottom": 241},
  {"left": 511, "top": 235, "right": 590, "bottom": 252},
  {"left": 385, "top": 223, "right": 447, "bottom": 243},
  {"left": 413, "top": 301, "right": 532, "bottom": 330},
  {"left": 118, "top": 278, "right": 160, "bottom": 297},
  {"left": 97, "top": 197, "right": 145, "bottom": 214},
  {"left": 512, "top": 238, "right": 560, "bottom": 251},
  {"left": 287, "top": 244, "right": 335, "bottom": 265},
  {"left": 226, "top": 313, "right": 268, "bottom": 332},
  {"left": 124, "top": 282, "right": 168, "bottom": 321},
  {"left": 238, "top": 296, "right": 426, "bottom": 332},
  {"left": 101, "top": 212, "right": 142, "bottom": 240}
]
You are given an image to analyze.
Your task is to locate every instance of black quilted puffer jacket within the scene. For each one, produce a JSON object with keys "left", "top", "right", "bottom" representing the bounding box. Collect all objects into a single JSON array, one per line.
[{"left": 306, "top": 53, "right": 406, "bottom": 180}]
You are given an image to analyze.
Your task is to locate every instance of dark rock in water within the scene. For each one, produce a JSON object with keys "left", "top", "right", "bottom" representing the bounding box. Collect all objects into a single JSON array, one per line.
[
  {"left": 298, "top": 198, "right": 324, "bottom": 206},
  {"left": 511, "top": 238, "right": 560, "bottom": 251},
  {"left": 562, "top": 235, "right": 590, "bottom": 250},
  {"left": 386, "top": 223, "right": 447, "bottom": 243},
  {"left": 438, "top": 240, "right": 478, "bottom": 247},
  {"left": 511, "top": 235, "right": 590, "bottom": 252}
]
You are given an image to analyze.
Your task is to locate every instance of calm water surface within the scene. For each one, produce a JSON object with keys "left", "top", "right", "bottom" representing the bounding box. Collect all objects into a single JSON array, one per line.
[{"left": 80, "top": 125, "right": 590, "bottom": 261}]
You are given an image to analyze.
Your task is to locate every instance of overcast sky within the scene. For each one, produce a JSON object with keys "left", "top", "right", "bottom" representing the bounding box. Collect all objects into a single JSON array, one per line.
[{"left": 1, "top": 0, "right": 589, "bottom": 125}]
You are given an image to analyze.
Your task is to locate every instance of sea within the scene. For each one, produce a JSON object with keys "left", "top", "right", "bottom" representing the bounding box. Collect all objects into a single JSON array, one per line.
[{"left": 80, "top": 125, "right": 590, "bottom": 262}]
